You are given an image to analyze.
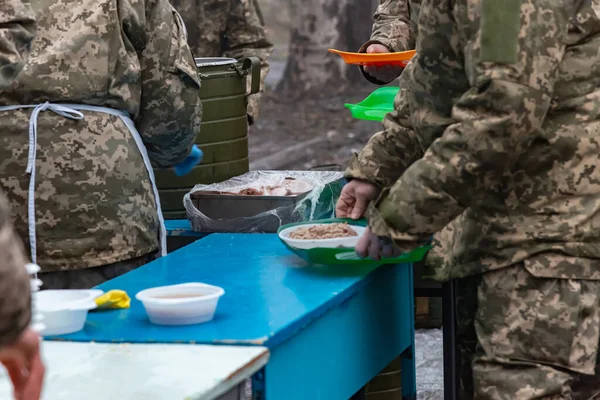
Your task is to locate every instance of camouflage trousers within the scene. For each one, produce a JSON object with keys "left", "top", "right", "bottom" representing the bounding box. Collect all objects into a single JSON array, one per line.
[
  {"left": 39, "top": 252, "right": 156, "bottom": 290},
  {"left": 455, "top": 264, "right": 600, "bottom": 399}
]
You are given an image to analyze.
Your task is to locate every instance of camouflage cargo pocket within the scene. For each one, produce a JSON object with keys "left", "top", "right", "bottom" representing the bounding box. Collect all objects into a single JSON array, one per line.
[{"left": 475, "top": 264, "right": 600, "bottom": 375}]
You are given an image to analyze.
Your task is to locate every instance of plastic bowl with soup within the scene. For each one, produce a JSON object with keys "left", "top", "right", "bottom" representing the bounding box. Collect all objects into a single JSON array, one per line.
[{"left": 135, "top": 283, "right": 225, "bottom": 326}]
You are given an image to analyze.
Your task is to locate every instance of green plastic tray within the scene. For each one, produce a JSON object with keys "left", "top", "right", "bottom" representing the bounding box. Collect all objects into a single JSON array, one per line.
[
  {"left": 344, "top": 87, "right": 400, "bottom": 122},
  {"left": 277, "top": 218, "right": 429, "bottom": 266}
]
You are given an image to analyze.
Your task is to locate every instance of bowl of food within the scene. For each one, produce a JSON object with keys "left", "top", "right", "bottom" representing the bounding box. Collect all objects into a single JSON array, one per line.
[
  {"left": 35, "top": 290, "right": 103, "bottom": 336},
  {"left": 135, "top": 283, "right": 225, "bottom": 326},
  {"left": 278, "top": 222, "right": 366, "bottom": 250},
  {"left": 278, "top": 218, "right": 431, "bottom": 265}
]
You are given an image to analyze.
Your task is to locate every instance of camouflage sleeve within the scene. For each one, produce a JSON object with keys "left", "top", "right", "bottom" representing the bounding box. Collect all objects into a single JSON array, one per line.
[
  {"left": 358, "top": 0, "right": 413, "bottom": 85},
  {"left": 223, "top": 0, "right": 273, "bottom": 125},
  {"left": 0, "top": 0, "right": 35, "bottom": 89},
  {"left": 345, "top": 62, "right": 423, "bottom": 188},
  {"left": 133, "top": 0, "right": 202, "bottom": 169},
  {"left": 361, "top": 0, "right": 413, "bottom": 53},
  {"left": 368, "top": 0, "right": 568, "bottom": 251},
  {"left": 0, "top": 190, "right": 31, "bottom": 347}
]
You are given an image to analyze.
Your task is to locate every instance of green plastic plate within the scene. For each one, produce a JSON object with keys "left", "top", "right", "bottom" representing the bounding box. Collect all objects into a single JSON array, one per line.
[
  {"left": 344, "top": 87, "right": 400, "bottom": 122},
  {"left": 278, "top": 218, "right": 429, "bottom": 266}
]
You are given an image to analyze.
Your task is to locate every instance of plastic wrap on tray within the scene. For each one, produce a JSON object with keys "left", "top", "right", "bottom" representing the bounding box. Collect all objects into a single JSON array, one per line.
[{"left": 184, "top": 171, "right": 345, "bottom": 233}]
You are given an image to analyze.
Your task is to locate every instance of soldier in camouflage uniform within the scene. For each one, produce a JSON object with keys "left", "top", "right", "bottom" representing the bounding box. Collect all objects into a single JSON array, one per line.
[
  {"left": 0, "top": 0, "right": 203, "bottom": 290},
  {"left": 0, "top": 2, "right": 45, "bottom": 398},
  {"left": 170, "top": 0, "right": 273, "bottom": 125},
  {"left": 359, "top": 0, "right": 414, "bottom": 85},
  {"left": 339, "top": 0, "right": 600, "bottom": 397}
]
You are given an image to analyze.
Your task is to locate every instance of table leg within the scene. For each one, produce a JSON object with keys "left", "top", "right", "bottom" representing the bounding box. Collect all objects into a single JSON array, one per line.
[
  {"left": 251, "top": 369, "right": 265, "bottom": 400},
  {"left": 442, "top": 281, "right": 459, "bottom": 400},
  {"left": 401, "top": 260, "right": 417, "bottom": 400}
]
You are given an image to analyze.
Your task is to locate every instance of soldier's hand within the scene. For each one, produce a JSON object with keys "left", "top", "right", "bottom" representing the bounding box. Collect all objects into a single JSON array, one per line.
[
  {"left": 336, "top": 180, "right": 381, "bottom": 220},
  {"left": 363, "top": 44, "right": 403, "bottom": 83},
  {"left": 0, "top": 329, "right": 45, "bottom": 400},
  {"left": 356, "top": 227, "right": 399, "bottom": 260}
]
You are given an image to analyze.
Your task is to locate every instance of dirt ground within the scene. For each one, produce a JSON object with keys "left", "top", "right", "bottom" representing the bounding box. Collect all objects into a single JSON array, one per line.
[
  {"left": 249, "top": 0, "right": 389, "bottom": 172},
  {"left": 248, "top": 61, "right": 382, "bottom": 171}
]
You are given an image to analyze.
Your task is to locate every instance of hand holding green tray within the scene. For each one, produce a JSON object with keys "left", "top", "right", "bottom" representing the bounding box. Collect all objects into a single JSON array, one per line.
[
  {"left": 344, "top": 87, "right": 400, "bottom": 122},
  {"left": 277, "top": 218, "right": 429, "bottom": 265}
]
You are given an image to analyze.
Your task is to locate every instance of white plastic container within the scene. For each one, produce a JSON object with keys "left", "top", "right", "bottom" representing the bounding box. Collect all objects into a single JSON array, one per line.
[
  {"left": 278, "top": 224, "right": 367, "bottom": 250},
  {"left": 35, "top": 290, "right": 103, "bottom": 336},
  {"left": 135, "top": 283, "right": 225, "bottom": 326}
]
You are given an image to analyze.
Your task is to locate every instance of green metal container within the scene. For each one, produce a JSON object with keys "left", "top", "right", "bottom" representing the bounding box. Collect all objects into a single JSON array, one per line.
[{"left": 155, "top": 56, "right": 261, "bottom": 219}]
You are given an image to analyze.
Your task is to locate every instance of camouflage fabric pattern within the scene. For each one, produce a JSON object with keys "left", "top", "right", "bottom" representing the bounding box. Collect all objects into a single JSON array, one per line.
[
  {"left": 359, "top": 0, "right": 415, "bottom": 54},
  {"left": 0, "top": 189, "right": 31, "bottom": 347},
  {"left": 171, "top": 0, "right": 273, "bottom": 124},
  {"left": 346, "top": 60, "right": 422, "bottom": 188},
  {"left": 357, "top": 0, "right": 420, "bottom": 85},
  {"left": 0, "top": 0, "right": 202, "bottom": 272},
  {"left": 348, "top": 1, "right": 600, "bottom": 394},
  {"left": 351, "top": 0, "right": 600, "bottom": 280},
  {"left": 454, "top": 265, "right": 600, "bottom": 399},
  {"left": 0, "top": 0, "right": 35, "bottom": 89},
  {"left": 346, "top": 59, "right": 460, "bottom": 278}
]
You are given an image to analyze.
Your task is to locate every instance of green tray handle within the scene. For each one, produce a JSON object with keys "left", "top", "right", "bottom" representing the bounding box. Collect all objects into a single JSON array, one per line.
[{"left": 333, "top": 248, "right": 428, "bottom": 263}]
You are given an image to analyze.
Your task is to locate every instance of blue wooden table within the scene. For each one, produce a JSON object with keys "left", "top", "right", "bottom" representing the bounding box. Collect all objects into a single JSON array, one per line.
[{"left": 52, "top": 234, "right": 416, "bottom": 400}]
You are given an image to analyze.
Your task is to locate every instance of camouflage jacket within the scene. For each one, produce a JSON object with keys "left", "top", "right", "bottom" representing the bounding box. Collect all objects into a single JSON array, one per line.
[
  {"left": 171, "top": 0, "right": 273, "bottom": 125},
  {"left": 0, "top": 0, "right": 34, "bottom": 346},
  {"left": 0, "top": 0, "right": 202, "bottom": 272},
  {"left": 359, "top": 0, "right": 419, "bottom": 85},
  {"left": 0, "top": 0, "right": 35, "bottom": 88},
  {"left": 348, "top": 0, "right": 600, "bottom": 281},
  {"left": 360, "top": 0, "right": 415, "bottom": 54}
]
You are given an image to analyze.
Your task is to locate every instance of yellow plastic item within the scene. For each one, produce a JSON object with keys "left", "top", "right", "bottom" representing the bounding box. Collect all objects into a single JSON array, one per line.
[
  {"left": 94, "top": 290, "right": 131, "bottom": 310},
  {"left": 328, "top": 48, "right": 416, "bottom": 67}
]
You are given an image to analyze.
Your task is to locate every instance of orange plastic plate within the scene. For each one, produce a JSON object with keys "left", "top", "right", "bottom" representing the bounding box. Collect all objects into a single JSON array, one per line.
[{"left": 328, "top": 48, "right": 416, "bottom": 67}]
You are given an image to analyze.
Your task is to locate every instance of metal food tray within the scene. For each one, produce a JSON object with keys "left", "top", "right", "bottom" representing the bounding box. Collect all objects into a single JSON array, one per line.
[{"left": 187, "top": 171, "right": 345, "bottom": 233}]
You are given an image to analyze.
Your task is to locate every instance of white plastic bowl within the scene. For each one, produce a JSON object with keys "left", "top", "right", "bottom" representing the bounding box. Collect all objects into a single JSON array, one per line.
[
  {"left": 278, "top": 224, "right": 366, "bottom": 250},
  {"left": 135, "top": 283, "right": 225, "bottom": 326},
  {"left": 35, "top": 290, "right": 103, "bottom": 336}
]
